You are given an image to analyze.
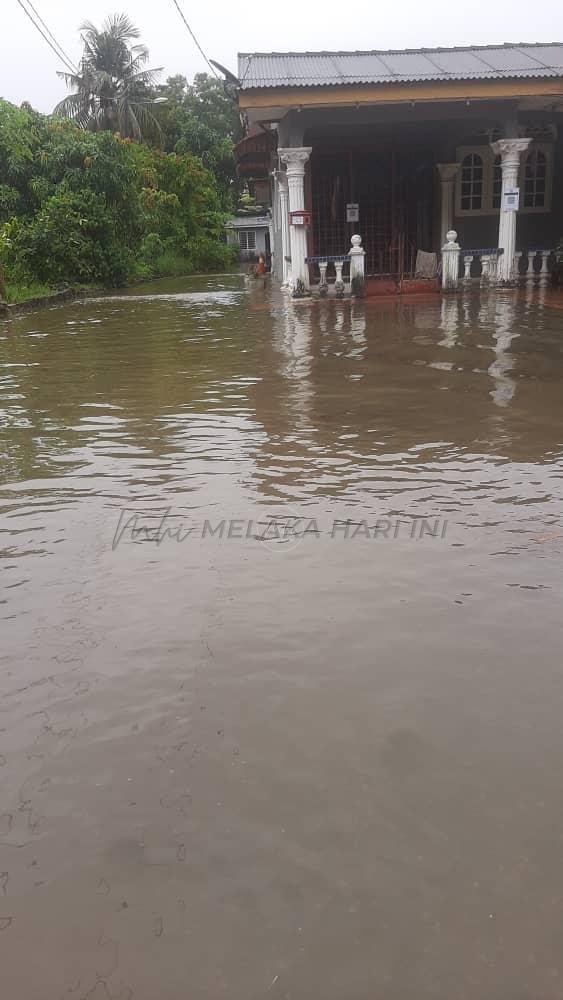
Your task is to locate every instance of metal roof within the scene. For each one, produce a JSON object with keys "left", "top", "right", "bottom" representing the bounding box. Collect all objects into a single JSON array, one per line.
[
  {"left": 237, "top": 43, "right": 563, "bottom": 89},
  {"left": 225, "top": 215, "right": 270, "bottom": 229}
]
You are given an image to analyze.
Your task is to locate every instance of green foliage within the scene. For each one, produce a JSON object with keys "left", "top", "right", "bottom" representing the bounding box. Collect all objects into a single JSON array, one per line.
[
  {"left": 154, "top": 73, "right": 241, "bottom": 210},
  {"left": 0, "top": 96, "right": 235, "bottom": 293},
  {"left": 0, "top": 101, "right": 43, "bottom": 220},
  {"left": 4, "top": 189, "right": 131, "bottom": 286}
]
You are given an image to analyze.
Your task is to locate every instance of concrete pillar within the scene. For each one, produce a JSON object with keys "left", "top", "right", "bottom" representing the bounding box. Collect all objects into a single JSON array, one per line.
[
  {"left": 274, "top": 169, "right": 290, "bottom": 286},
  {"left": 436, "top": 163, "right": 460, "bottom": 248},
  {"left": 349, "top": 234, "right": 366, "bottom": 288},
  {"left": 491, "top": 138, "right": 532, "bottom": 283},
  {"left": 441, "top": 229, "right": 461, "bottom": 291},
  {"left": 278, "top": 146, "right": 312, "bottom": 294}
]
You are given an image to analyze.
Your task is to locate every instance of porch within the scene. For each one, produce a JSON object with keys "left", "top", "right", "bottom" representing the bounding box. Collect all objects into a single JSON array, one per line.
[{"left": 234, "top": 44, "right": 563, "bottom": 298}]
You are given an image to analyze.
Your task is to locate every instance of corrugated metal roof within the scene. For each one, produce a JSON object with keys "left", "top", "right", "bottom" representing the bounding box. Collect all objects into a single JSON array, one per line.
[{"left": 237, "top": 43, "right": 563, "bottom": 89}]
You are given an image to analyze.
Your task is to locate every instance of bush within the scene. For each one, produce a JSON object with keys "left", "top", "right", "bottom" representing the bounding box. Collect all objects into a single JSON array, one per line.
[
  {"left": 0, "top": 98, "right": 235, "bottom": 290},
  {"left": 4, "top": 189, "right": 130, "bottom": 286}
]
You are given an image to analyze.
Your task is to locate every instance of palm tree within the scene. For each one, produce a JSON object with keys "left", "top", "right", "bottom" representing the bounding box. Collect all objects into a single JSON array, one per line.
[{"left": 54, "top": 14, "right": 163, "bottom": 142}]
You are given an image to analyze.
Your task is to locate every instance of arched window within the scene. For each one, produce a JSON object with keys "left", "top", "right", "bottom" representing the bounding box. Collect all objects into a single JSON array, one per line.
[
  {"left": 460, "top": 153, "right": 483, "bottom": 210},
  {"left": 524, "top": 148, "right": 547, "bottom": 208},
  {"left": 492, "top": 155, "right": 502, "bottom": 209}
]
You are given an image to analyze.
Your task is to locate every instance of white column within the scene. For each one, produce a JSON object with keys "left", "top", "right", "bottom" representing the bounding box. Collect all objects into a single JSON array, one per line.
[
  {"left": 441, "top": 229, "right": 461, "bottom": 291},
  {"left": 278, "top": 146, "right": 312, "bottom": 294},
  {"left": 491, "top": 138, "right": 532, "bottom": 283},
  {"left": 276, "top": 170, "right": 290, "bottom": 286},
  {"left": 436, "top": 163, "right": 460, "bottom": 248}
]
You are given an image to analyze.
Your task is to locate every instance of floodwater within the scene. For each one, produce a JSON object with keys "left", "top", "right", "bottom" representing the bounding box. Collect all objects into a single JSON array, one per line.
[{"left": 1, "top": 275, "right": 563, "bottom": 1000}]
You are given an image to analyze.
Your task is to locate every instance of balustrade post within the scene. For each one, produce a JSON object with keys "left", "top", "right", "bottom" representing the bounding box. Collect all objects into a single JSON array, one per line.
[
  {"left": 441, "top": 229, "right": 461, "bottom": 291},
  {"left": 463, "top": 255, "right": 473, "bottom": 283},
  {"left": 349, "top": 234, "right": 366, "bottom": 296},
  {"left": 481, "top": 255, "right": 491, "bottom": 284},
  {"left": 318, "top": 260, "right": 328, "bottom": 296}
]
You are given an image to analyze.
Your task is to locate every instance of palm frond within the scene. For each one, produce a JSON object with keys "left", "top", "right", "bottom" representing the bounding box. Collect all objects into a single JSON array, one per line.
[
  {"left": 53, "top": 93, "right": 92, "bottom": 129},
  {"left": 102, "top": 14, "right": 140, "bottom": 43},
  {"left": 54, "top": 15, "right": 161, "bottom": 142}
]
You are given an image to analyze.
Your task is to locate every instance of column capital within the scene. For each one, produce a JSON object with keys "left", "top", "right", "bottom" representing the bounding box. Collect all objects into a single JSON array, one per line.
[
  {"left": 436, "top": 162, "right": 460, "bottom": 182},
  {"left": 278, "top": 146, "right": 312, "bottom": 175},
  {"left": 273, "top": 169, "right": 288, "bottom": 194},
  {"left": 491, "top": 138, "right": 532, "bottom": 165}
]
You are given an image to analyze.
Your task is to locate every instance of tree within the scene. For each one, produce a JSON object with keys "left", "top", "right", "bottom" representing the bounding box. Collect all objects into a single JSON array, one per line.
[
  {"left": 0, "top": 99, "right": 236, "bottom": 289},
  {"left": 54, "top": 14, "right": 163, "bottom": 143},
  {"left": 155, "top": 73, "right": 241, "bottom": 208}
]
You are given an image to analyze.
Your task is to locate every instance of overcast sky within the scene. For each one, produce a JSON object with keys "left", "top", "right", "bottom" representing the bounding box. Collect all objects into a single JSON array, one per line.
[{"left": 1, "top": 0, "right": 562, "bottom": 112}]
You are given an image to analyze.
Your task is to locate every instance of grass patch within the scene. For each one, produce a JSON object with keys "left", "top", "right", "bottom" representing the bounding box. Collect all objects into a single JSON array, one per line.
[
  {"left": 4, "top": 280, "right": 58, "bottom": 304},
  {"left": 152, "top": 251, "right": 194, "bottom": 278}
]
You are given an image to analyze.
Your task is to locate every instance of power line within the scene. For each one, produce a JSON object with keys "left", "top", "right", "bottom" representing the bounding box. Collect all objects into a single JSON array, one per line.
[
  {"left": 24, "top": 0, "right": 78, "bottom": 74},
  {"left": 169, "top": 0, "right": 221, "bottom": 80},
  {"left": 15, "top": 0, "right": 77, "bottom": 76}
]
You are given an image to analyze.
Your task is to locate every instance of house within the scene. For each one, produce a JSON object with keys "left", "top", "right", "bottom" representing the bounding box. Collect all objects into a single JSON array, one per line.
[
  {"left": 228, "top": 43, "right": 563, "bottom": 293},
  {"left": 225, "top": 214, "right": 271, "bottom": 262}
]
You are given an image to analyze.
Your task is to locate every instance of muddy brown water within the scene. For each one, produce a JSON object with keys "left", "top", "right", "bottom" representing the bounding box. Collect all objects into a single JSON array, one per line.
[{"left": 1, "top": 275, "right": 563, "bottom": 999}]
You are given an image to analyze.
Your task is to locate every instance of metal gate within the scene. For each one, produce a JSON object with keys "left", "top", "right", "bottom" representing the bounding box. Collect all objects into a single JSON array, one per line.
[{"left": 310, "top": 147, "right": 433, "bottom": 279}]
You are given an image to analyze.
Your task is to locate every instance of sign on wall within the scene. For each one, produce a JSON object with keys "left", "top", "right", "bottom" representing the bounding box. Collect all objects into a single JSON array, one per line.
[
  {"left": 503, "top": 188, "right": 520, "bottom": 212},
  {"left": 346, "top": 203, "right": 360, "bottom": 223}
]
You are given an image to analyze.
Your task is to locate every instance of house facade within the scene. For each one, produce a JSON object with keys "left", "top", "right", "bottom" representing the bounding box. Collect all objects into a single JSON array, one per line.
[
  {"left": 230, "top": 43, "right": 563, "bottom": 294},
  {"left": 225, "top": 214, "right": 271, "bottom": 261}
]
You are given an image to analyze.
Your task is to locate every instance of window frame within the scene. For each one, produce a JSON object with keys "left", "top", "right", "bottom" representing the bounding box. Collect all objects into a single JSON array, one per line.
[
  {"left": 520, "top": 143, "right": 553, "bottom": 214},
  {"left": 458, "top": 150, "right": 487, "bottom": 213},
  {"left": 454, "top": 142, "right": 553, "bottom": 217},
  {"left": 455, "top": 146, "right": 495, "bottom": 217},
  {"left": 238, "top": 229, "right": 257, "bottom": 251}
]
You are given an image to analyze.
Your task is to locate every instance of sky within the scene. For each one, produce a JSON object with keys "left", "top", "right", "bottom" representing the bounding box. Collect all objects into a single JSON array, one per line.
[{"left": 1, "top": 0, "right": 562, "bottom": 113}]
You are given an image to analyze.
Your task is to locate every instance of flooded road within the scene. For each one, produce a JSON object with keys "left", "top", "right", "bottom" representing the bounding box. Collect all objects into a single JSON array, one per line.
[{"left": 1, "top": 275, "right": 563, "bottom": 999}]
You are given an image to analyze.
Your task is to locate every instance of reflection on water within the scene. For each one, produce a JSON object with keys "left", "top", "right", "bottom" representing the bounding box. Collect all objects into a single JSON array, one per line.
[{"left": 1, "top": 275, "right": 563, "bottom": 1000}]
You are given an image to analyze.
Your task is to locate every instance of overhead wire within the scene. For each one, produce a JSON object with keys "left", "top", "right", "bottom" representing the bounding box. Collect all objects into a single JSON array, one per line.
[
  {"left": 169, "top": 0, "right": 221, "bottom": 80},
  {"left": 23, "top": 0, "right": 78, "bottom": 73},
  {"left": 15, "top": 0, "right": 77, "bottom": 75}
]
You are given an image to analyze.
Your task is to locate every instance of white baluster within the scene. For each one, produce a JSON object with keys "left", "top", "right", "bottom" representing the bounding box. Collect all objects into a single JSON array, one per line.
[
  {"left": 463, "top": 254, "right": 473, "bottom": 283},
  {"left": 514, "top": 251, "right": 523, "bottom": 284},
  {"left": 481, "top": 254, "right": 491, "bottom": 284},
  {"left": 334, "top": 260, "right": 345, "bottom": 298},
  {"left": 318, "top": 260, "right": 328, "bottom": 296},
  {"left": 540, "top": 251, "right": 551, "bottom": 288},
  {"left": 520, "top": 251, "right": 532, "bottom": 284}
]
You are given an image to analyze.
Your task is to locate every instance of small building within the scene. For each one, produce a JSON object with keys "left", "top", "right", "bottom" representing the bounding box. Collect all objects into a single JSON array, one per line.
[
  {"left": 225, "top": 214, "right": 271, "bottom": 262},
  {"left": 228, "top": 43, "right": 563, "bottom": 293}
]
